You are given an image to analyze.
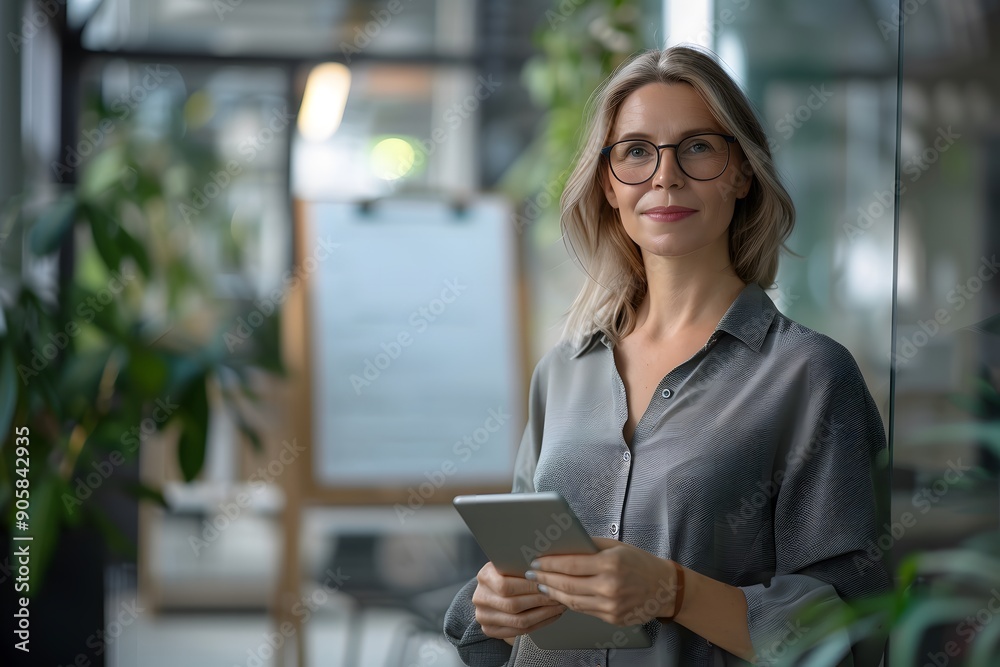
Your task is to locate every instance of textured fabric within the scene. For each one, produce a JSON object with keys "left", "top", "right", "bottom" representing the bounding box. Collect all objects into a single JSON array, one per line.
[{"left": 444, "top": 282, "right": 891, "bottom": 666}]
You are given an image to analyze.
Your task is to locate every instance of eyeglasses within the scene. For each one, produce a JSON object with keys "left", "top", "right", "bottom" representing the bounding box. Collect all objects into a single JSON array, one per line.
[{"left": 600, "top": 133, "right": 737, "bottom": 184}]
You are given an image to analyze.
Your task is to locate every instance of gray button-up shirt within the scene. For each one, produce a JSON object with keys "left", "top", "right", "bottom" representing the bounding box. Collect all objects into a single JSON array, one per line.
[{"left": 444, "top": 283, "right": 891, "bottom": 666}]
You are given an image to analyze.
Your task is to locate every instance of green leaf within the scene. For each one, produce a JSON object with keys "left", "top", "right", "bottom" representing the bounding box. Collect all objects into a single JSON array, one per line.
[
  {"left": 56, "top": 476, "right": 82, "bottom": 527},
  {"left": 29, "top": 369, "right": 64, "bottom": 422},
  {"left": 58, "top": 347, "right": 114, "bottom": 404},
  {"left": 914, "top": 550, "right": 1000, "bottom": 586},
  {"left": 896, "top": 553, "right": 920, "bottom": 589},
  {"left": 83, "top": 418, "right": 134, "bottom": 455},
  {"left": 837, "top": 591, "right": 899, "bottom": 620},
  {"left": 973, "top": 377, "right": 1000, "bottom": 407},
  {"left": 946, "top": 392, "right": 982, "bottom": 417},
  {"left": 0, "top": 343, "right": 17, "bottom": 444},
  {"left": 163, "top": 354, "right": 208, "bottom": 397},
  {"left": 118, "top": 481, "right": 169, "bottom": 509},
  {"left": 79, "top": 144, "right": 126, "bottom": 199},
  {"left": 892, "top": 598, "right": 982, "bottom": 667},
  {"left": 114, "top": 223, "right": 151, "bottom": 278},
  {"left": 961, "top": 529, "right": 1000, "bottom": 555},
  {"left": 126, "top": 346, "right": 169, "bottom": 396},
  {"left": 82, "top": 203, "right": 124, "bottom": 273},
  {"left": 28, "top": 194, "right": 77, "bottom": 255},
  {"left": 64, "top": 285, "right": 126, "bottom": 341},
  {"left": 968, "top": 617, "right": 1000, "bottom": 666},
  {"left": 177, "top": 378, "right": 209, "bottom": 482}
]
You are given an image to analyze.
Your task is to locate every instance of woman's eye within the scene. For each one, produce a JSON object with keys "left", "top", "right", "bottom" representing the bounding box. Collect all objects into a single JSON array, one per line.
[
  {"left": 686, "top": 141, "right": 710, "bottom": 153},
  {"left": 627, "top": 146, "right": 649, "bottom": 157}
]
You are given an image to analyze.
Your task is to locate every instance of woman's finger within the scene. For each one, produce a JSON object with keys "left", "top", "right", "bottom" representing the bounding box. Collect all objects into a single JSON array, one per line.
[
  {"left": 530, "top": 570, "right": 605, "bottom": 597},
  {"left": 477, "top": 601, "right": 567, "bottom": 636},
  {"left": 518, "top": 608, "right": 568, "bottom": 634},
  {"left": 478, "top": 564, "right": 547, "bottom": 597},
  {"left": 530, "top": 553, "right": 605, "bottom": 576},
  {"left": 536, "top": 584, "right": 606, "bottom": 616},
  {"left": 474, "top": 585, "right": 559, "bottom": 615}
]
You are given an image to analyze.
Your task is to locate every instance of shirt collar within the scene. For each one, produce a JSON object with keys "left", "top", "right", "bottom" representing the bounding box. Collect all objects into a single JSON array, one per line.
[
  {"left": 715, "top": 282, "right": 778, "bottom": 352},
  {"left": 569, "top": 330, "right": 606, "bottom": 359},
  {"left": 569, "top": 282, "right": 777, "bottom": 359}
]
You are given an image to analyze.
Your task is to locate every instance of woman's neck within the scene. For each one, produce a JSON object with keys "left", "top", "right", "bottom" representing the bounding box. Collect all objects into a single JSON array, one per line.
[{"left": 632, "top": 254, "right": 746, "bottom": 342}]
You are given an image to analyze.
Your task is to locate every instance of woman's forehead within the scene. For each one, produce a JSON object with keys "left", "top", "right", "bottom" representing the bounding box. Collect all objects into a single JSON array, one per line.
[{"left": 612, "top": 83, "right": 722, "bottom": 137}]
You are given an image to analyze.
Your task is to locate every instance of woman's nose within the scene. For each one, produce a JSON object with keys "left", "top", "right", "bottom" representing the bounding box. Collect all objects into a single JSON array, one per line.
[{"left": 651, "top": 148, "right": 685, "bottom": 188}]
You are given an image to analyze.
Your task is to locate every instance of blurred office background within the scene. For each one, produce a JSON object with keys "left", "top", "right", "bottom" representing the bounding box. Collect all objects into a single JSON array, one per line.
[{"left": 0, "top": 0, "right": 997, "bottom": 665}]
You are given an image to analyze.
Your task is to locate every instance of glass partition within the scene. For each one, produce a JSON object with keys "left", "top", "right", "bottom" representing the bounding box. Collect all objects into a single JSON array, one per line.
[
  {"left": 708, "top": 0, "right": 900, "bottom": 423},
  {"left": 707, "top": 0, "right": 1000, "bottom": 661},
  {"left": 892, "top": 2, "right": 1000, "bottom": 661},
  {"left": 893, "top": 0, "right": 999, "bottom": 540},
  {"left": 698, "top": 0, "right": 902, "bottom": 658}
]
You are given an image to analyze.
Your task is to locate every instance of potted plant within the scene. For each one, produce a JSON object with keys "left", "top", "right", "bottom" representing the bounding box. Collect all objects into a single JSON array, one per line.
[{"left": 0, "top": 87, "right": 285, "bottom": 605}]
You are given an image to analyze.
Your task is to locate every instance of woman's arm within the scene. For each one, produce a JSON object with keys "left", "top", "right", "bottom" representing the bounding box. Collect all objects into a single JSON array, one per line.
[
  {"left": 443, "top": 356, "right": 553, "bottom": 663},
  {"left": 528, "top": 539, "right": 755, "bottom": 661},
  {"left": 666, "top": 562, "right": 754, "bottom": 661}
]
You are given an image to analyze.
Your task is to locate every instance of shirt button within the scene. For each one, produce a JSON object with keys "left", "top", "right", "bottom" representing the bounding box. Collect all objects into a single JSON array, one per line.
[
  {"left": 610, "top": 523, "right": 619, "bottom": 535},
  {"left": 661, "top": 388, "right": 673, "bottom": 399},
  {"left": 622, "top": 450, "right": 631, "bottom": 463}
]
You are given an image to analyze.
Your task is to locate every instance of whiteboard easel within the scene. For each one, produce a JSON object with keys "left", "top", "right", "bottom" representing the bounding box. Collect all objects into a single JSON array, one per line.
[{"left": 274, "top": 195, "right": 528, "bottom": 667}]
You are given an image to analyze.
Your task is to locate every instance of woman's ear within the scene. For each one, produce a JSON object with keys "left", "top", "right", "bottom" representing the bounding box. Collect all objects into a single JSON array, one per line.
[
  {"left": 735, "top": 156, "right": 753, "bottom": 199},
  {"left": 601, "top": 168, "right": 620, "bottom": 209}
]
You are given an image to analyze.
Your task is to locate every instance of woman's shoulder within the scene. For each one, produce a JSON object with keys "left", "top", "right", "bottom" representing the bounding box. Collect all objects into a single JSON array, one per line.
[
  {"left": 766, "top": 310, "right": 868, "bottom": 390},
  {"left": 524, "top": 328, "right": 606, "bottom": 366},
  {"left": 523, "top": 330, "right": 606, "bottom": 389}
]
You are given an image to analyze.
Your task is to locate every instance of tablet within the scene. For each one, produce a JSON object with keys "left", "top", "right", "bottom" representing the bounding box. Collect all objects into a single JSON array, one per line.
[{"left": 452, "top": 492, "right": 652, "bottom": 650}]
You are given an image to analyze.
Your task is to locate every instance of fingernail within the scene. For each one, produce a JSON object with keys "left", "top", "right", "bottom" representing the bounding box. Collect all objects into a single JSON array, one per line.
[
  {"left": 537, "top": 584, "right": 549, "bottom": 595},
  {"left": 530, "top": 560, "right": 541, "bottom": 569},
  {"left": 524, "top": 570, "right": 537, "bottom": 580}
]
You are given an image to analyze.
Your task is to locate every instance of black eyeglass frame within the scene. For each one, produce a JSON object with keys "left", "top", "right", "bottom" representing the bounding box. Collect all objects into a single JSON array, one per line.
[{"left": 600, "top": 133, "right": 738, "bottom": 184}]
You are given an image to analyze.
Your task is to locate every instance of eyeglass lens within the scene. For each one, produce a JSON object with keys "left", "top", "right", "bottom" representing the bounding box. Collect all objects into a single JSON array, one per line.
[{"left": 608, "top": 135, "right": 730, "bottom": 183}]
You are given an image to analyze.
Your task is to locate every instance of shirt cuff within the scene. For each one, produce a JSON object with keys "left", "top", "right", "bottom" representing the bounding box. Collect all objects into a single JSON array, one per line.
[
  {"left": 741, "top": 575, "right": 855, "bottom": 666},
  {"left": 443, "top": 577, "right": 514, "bottom": 667}
]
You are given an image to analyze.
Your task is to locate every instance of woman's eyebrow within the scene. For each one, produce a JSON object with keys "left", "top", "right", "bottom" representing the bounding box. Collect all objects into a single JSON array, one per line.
[{"left": 612, "top": 127, "right": 722, "bottom": 142}]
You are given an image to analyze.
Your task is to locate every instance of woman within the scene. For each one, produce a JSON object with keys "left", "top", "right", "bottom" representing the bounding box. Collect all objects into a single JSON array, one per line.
[{"left": 444, "top": 45, "right": 890, "bottom": 666}]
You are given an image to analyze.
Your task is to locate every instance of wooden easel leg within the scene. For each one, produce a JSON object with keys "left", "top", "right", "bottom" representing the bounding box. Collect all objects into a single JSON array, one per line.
[{"left": 274, "top": 444, "right": 305, "bottom": 667}]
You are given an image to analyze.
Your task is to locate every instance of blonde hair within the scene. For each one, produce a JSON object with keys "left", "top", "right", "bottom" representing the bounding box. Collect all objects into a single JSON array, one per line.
[{"left": 558, "top": 45, "right": 795, "bottom": 349}]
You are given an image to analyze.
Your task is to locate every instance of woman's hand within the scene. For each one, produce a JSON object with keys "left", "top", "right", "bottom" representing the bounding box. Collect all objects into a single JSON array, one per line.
[
  {"left": 525, "top": 537, "right": 681, "bottom": 626},
  {"left": 472, "top": 561, "right": 567, "bottom": 644}
]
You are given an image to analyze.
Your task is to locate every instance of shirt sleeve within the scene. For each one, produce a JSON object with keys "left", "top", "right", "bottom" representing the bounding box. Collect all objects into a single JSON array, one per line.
[
  {"left": 442, "top": 359, "right": 548, "bottom": 665},
  {"left": 738, "top": 352, "right": 891, "bottom": 667},
  {"left": 443, "top": 577, "right": 514, "bottom": 667}
]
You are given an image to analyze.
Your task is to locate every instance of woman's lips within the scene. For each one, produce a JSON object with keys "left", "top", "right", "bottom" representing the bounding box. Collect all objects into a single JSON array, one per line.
[{"left": 642, "top": 206, "right": 697, "bottom": 222}]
